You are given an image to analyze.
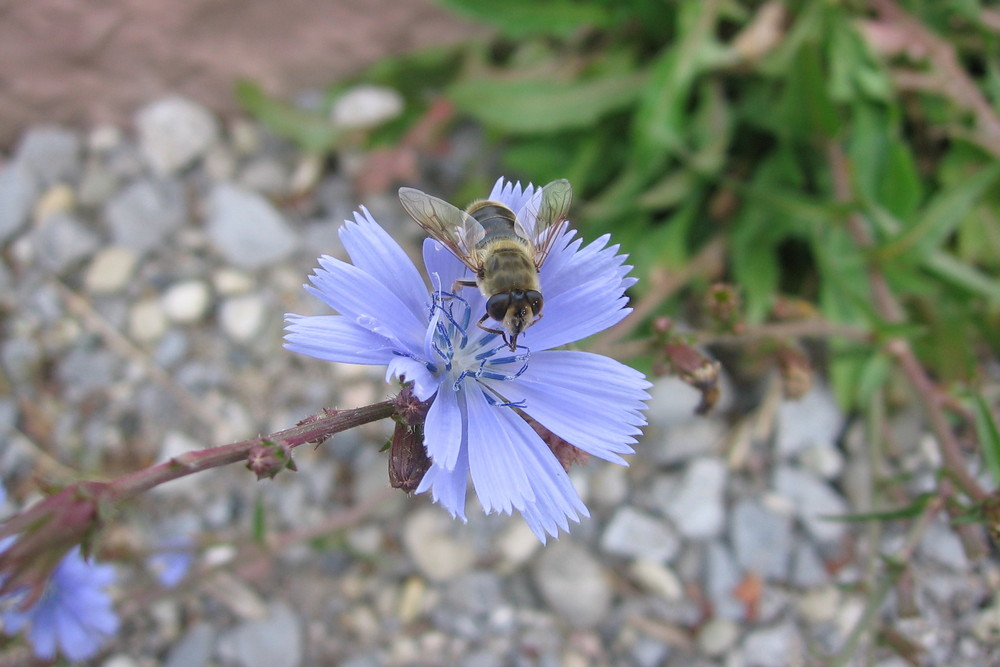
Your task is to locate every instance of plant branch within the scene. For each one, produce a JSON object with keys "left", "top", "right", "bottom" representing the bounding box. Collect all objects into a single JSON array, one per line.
[
  {"left": 827, "top": 142, "right": 988, "bottom": 503},
  {"left": 107, "top": 401, "right": 396, "bottom": 502}
]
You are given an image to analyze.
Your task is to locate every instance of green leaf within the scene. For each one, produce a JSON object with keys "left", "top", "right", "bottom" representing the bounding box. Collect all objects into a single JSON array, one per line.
[
  {"left": 236, "top": 80, "right": 340, "bottom": 154},
  {"left": 970, "top": 393, "right": 1000, "bottom": 484},
  {"left": 878, "top": 163, "right": 1000, "bottom": 263},
  {"left": 923, "top": 252, "right": 1000, "bottom": 302},
  {"left": 823, "top": 493, "right": 935, "bottom": 522},
  {"left": 252, "top": 494, "right": 267, "bottom": 545},
  {"left": 448, "top": 71, "right": 644, "bottom": 134},
  {"left": 437, "top": 0, "right": 616, "bottom": 38}
]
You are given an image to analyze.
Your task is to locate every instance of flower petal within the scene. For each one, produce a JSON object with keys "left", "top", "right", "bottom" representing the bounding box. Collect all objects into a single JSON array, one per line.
[
  {"left": 494, "top": 407, "right": 589, "bottom": 542},
  {"left": 464, "top": 384, "right": 536, "bottom": 515},
  {"left": 304, "top": 255, "right": 427, "bottom": 355},
  {"left": 527, "top": 230, "right": 635, "bottom": 349},
  {"left": 485, "top": 350, "right": 650, "bottom": 465},
  {"left": 416, "top": 447, "right": 469, "bottom": 521},
  {"left": 424, "top": 385, "right": 463, "bottom": 471},
  {"left": 284, "top": 314, "right": 398, "bottom": 365},
  {"left": 339, "top": 207, "right": 428, "bottom": 322}
]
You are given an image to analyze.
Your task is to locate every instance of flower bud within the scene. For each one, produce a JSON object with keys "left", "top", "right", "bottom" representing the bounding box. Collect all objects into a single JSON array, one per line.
[
  {"left": 246, "top": 440, "right": 297, "bottom": 481},
  {"left": 0, "top": 481, "right": 110, "bottom": 609},
  {"left": 388, "top": 421, "right": 431, "bottom": 493},
  {"left": 663, "top": 341, "right": 722, "bottom": 415}
]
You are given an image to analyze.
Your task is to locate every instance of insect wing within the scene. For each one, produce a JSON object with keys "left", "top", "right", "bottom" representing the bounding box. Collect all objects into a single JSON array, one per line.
[
  {"left": 514, "top": 179, "right": 572, "bottom": 269},
  {"left": 398, "top": 187, "right": 484, "bottom": 273}
]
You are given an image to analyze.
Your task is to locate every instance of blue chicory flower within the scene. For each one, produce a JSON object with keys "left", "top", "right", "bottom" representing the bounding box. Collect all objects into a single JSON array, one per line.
[
  {"left": 285, "top": 178, "right": 650, "bottom": 541},
  {"left": 1, "top": 545, "right": 119, "bottom": 662},
  {"left": 148, "top": 535, "right": 194, "bottom": 588}
]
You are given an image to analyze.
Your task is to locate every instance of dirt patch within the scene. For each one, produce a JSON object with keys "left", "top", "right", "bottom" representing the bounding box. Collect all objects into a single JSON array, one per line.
[{"left": 0, "top": 0, "right": 483, "bottom": 146}]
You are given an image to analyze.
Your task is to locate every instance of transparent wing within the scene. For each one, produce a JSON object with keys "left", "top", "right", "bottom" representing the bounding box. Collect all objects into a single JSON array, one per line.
[
  {"left": 513, "top": 179, "right": 573, "bottom": 269},
  {"left": 398, "top": 187, "right": 485, "bottom": 273}
]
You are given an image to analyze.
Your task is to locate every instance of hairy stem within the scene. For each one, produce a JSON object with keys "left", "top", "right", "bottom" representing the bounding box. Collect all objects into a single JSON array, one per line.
[{"left": 107, "top": 401, "right": 396, "bottom": 502}]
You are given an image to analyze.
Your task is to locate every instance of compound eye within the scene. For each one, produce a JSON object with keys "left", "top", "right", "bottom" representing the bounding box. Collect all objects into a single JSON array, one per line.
[
  {"left": 524, "top": 290, "right": 543, "bottom": 314},
  {"left": 486, "top": 294, "right": 511, "bottom": 322}
]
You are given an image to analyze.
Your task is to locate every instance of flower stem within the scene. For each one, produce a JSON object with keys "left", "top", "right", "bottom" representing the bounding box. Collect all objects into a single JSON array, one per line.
[{"left": 107, "top": 401, "right": 396, "bottom": 502}]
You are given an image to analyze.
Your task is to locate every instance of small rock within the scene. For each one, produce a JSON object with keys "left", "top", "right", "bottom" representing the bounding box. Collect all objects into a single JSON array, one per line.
[
  {"left": 532, "top": 541, "right": 611, "bottom": 628},
  {"left": 601, "top": 507, "right": 680, "bottom": 562},
  {"left": 798, "top": 443, "right": 844, "bottom": 479},
  {"left": 330, "top": 85, "right": 405, "bottom": 129},
  {"left": 589, "top": 463, "right": 629, "bottom": 508},
  {"left": 206, "top": 183, "right": 298, "bottom": 270},
  {"left": 662, "top": 458, "right": 727, "bottom": 540},
  {"left": 705, "top": 541, "right": 744, "bottom": 620},
  {"left": 216, "top": 601, "right": 302, "bottom": 667},
  {"left": 730, "top": 498, "right": 793, "bottom": 581},
  {"left": 742, "top": 621, "right": 801, "bottom": 667},
  {"left": 33, "top": 183, "right": 75, "bottom": 221},
  {"left": 698, "top": 617, "right": 739, "bottom": 656},
  {"left": 650, "top": 418, "right": 724, "bottom": 466},
  {"left": 130, "top": 298, "right": 168, "bottom": 342},
  {"left": 104, "top": 178, "right": 187, "bottom": 255},
  {"left": 0, "top": 162, "right": 38, "bottom": 243},
  {"left": 645, "top": 376, "right": 705, "bottom": 429},
  {"left": 161, "top": 280, "right": 212, "bottom": 324},
  {"left": 164, "top": 622, "right": 215, "bottom": 667},
  {"left": 798, "top": 586, "right": 841, "bottom": 624},
  {"left": 77, "top": 164, "right": 121, "bottom": 208},
  {"left": 136, "top": 96, "right": 220, "bottom": 174},
  {"left": 87, "top": 124, "right": 123, "bottom": 153},
  {"left": 919, "top": 518, "right": 969, "bottom": 570},
  {"left": 15, "top": 126, "right": 81, "bottom": 186},
  {"left": 213, "top": 268, "right": 256, "bottom": 295},
  {"left": 773, "top": 466, "right": 848, "bottom": 544},
  {"left": 402, "top": 507, "right": 475, "bottom": 582},
  {"left": 776, "top": 384, "right": 843, "bottom": 458},
  {"left": 628, "top": 559, "right": 682, "bottom": 600},
  {"left": 32, "top": 213, "right": 101, "bottom": 273},
  {"left": 790, "top": 541, "right": 829, "bottom": 588},
  {"left": 84, "top": 247, "right": 138, "bottom": 294},
  {"left": 496, "top": 519, "right": 541, "bottom": 571},
  {"left": 220, "top": 294, "right": 266, "bottom": 342},
  {"left": 239, "top": 157, "right": 291, "bottom": 196},
  {"left": 971, "top": 596, "right": 1000, "bottom": 644}
]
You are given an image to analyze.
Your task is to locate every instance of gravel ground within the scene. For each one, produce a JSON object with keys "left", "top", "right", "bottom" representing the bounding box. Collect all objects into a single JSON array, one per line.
[{"left": 0, "top": 95, "right": 998, "bottom": 667}]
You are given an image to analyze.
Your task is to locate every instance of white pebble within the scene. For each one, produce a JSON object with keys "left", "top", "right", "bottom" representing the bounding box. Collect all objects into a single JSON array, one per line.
[
  {"left": 129, "top": 298, "right": 167, "bottom": 342},
  {"left": 330, "top": 85, "right": 404, "bottom": 129},
  {"left": 212, "top": 268, "right": 255, "bottom": 295},
  {"left": 161, "top": 280, "right": 212, "bottom": 323},
  {"left": 136, "top": 96, "right": 219, "bottom": 175},
  {"left": 84, "top": 246, "right": 137, "bottom": 294},
  {"left": 219, "top": 295, "right": 265, "bottom": 342}
]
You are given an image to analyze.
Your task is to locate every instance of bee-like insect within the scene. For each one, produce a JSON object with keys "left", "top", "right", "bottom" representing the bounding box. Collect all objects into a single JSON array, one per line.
[{"left": 398, "top": 179, "right": 573, "bottom": 351}]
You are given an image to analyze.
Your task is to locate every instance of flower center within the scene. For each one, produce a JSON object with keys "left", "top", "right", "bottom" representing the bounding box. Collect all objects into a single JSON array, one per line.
[{"left": 427, "top": 290, "right": 530, "bottom": 402}]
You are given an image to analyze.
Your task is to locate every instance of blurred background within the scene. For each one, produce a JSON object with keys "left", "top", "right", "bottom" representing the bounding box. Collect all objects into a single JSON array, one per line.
[{"left": 1, "top": 0, "right": 999, "bottom": 665}]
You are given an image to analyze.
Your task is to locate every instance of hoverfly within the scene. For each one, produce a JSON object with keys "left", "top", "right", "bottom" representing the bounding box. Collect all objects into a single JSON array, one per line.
[{"left": 398, "top": 179, "right": 573, "bottom": 351}]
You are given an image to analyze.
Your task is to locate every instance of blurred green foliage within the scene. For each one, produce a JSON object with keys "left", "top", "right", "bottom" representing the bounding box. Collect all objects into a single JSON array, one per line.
[{"left": 240, "top": 0, "right": 1000, "bottom": 415}]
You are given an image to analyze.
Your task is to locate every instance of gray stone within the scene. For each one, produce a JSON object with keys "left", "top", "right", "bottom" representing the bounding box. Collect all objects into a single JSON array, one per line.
[
  {"left": 206, "top": 183, "right": 298, "bottom": 270},
  {"left": 239, "top": 157, "right": 291, "bottom": 196},
  {"left": 0, "top": 162, "right": 38, "bottom": 243},
  {"left": 532, "top": 541, "right": 611, "bottom": 628},
  {"left": 104, "top": 178, "right": 187, "bottom": 254},
  {"left": 790, "top": 541, "right": 829, "bottom": 588},
  {"left": 136, "top": 96, "right": 219, "bottom": 174},
  {"left": 14, "top": 126, "right": 81, "bottom": 186},
  {"left": 662, "top": 458, "right": 727, "bottom": 540},
  {"left": 402, "top": 507, "right": 475, "bottom": 582},
  {"left": 773, "top": 466, "right": 848, "bottom": 544},
  {"left": 919, "top": 519, "right": 969, "bottom": 570},
  {"left": 705, "top": 541, "right": 744, "bottom": 620},
  {"left": 164, "top": 622, "right": 215, "bottom": 667},
  {"left": 650, "top": 418, "right": 724, "bottom": 466},
  {"left": 730, "top": 498, "right": 793, "bottom": 581},
  {"left": 742, "top": 621, "right": 801, "bottom": 667},
  {"left": 776, "top": 384, "right": 843, "bottom": 458},
  {"left": 216, "top": 601, "right": 302, "bottom": 667},
  {"left": 31, "top": 212, "right": 101, "bottom": 273},
  {"left": 601, "top": 507, "right": 680, "bottom": 562}
]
